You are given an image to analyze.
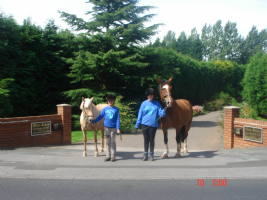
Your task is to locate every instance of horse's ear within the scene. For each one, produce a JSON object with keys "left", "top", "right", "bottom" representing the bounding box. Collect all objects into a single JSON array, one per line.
[
  {"left": 90, "top": 97, "right": 94, "bottom": 101},
  {"left": 157, "top": 78, "right": 162, "bottom": 84},
  {"left": 168, "top": 77, "right": 172, "bottom": 82},
  {"left": 82, "top": 97, "right": 84, "bottom": 102}
]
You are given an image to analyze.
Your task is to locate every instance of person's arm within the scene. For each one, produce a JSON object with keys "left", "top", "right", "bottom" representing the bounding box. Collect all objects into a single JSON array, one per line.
[
  {"left": 135, "top": 103, "right": 144, "bottom": 129},
  {"left": 93, "top": 108, "right": 105, "bottom": 124}
]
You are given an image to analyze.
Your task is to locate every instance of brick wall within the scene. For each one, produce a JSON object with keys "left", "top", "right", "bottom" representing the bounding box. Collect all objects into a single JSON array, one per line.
[
  {"left": 224, "top": 106, "right": 267, "bottom": 149},
  {"left": 0, "top": 104, "right": 72, "bottom": 148}
]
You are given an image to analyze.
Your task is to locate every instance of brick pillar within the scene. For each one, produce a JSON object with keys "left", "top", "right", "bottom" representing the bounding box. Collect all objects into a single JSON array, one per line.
[
  {"left": 57, "top": 104, "right": 72, "bottom": 145},
  {"left": 224, "top": 106, "right": 240, "bottom": 149}
]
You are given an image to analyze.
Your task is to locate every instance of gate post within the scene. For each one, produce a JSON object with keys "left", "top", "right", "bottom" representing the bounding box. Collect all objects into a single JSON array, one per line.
[
  {"left": 57, "top": 104, "right": 72, "bottom": 145},
  {"left": 224, "top": 106, "right": 240, "bottom": 149}
]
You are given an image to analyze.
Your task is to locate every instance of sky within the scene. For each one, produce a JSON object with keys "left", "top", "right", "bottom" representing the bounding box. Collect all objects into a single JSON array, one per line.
[{"left": 1, "top": 0, "right": 267, "bottom": 42}]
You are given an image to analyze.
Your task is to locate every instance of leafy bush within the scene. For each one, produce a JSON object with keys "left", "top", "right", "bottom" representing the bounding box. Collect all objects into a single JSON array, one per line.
[
  {"left": 71, "top": 114, "right": 81, "bottom": 130},
  {"left": 0, "top": 78, "right": 14, "bottom": 117},
  {"left": 202, "top": 92, "right": 229, "bottom": 111},
  {"left": 230, "top": 98, "right": 257, "bottom": 119},
  {"left": 242, "top": 52, "right": 267, "bottom": 117},
  {"left": 115, "top": 95, "right": 136, "bottom": 133}
]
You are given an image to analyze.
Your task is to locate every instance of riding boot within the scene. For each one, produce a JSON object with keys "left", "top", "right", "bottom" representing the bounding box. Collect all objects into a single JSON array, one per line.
[
  {"left": 149, "top": 152, "right": 155, "bottom": 161},
  {"left": 142, "top": 152, "right": 148, "bottom": 161}
]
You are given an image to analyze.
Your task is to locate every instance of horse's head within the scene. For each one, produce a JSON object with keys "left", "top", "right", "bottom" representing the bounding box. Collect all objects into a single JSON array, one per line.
[
  {"left": 158, "top": 77, "right": 174, "bottom": 107},
  {"left": 80, "top": 97, "right": 95, "bottom": 124}
]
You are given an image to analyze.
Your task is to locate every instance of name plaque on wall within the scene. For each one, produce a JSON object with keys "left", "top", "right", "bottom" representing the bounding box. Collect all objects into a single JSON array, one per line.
[
  {"left": 243, "top": 126, "right": 262, "bottom": 143},
  {"left": 31, "top": 121, "right": 51, "bottom": 136}
]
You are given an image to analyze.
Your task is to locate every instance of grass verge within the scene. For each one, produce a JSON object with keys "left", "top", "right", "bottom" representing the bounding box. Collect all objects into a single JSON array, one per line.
[{"left": 72, "top": 130, "right": 100, "bottom": 143}]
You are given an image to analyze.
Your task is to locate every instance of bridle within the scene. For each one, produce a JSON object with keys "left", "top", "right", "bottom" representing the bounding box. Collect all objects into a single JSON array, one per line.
[
  {"left": 161, "top": 84, "right": 173, "bottom": 107},
  {"left": 82, "top": 102, "right": 94, "bottom": 121}
]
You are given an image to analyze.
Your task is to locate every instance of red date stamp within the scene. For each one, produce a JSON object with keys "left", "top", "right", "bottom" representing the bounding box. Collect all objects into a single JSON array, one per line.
[{"left": 197, "top": 179, "right": 227, "bottom": 186}]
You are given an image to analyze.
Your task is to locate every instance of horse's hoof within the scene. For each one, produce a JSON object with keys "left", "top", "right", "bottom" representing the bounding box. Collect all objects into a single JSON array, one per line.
[
  {"left": 183, "top": 150, "right": 188, "bottom": 153},
  {"left": 95, "top": 154, "right": 99, "bottom": 157},
  {"left": 100, "top": 149, "right": 104, "bottom": 152},
  {"left": 83, "top": 153, "right": 87, "bottom": 157},
  {"left": 174, "top": 153, "right": 181, "bottom": 157},
  {"left": 162, "top": 153, "right": 168, "bottom": 158}
]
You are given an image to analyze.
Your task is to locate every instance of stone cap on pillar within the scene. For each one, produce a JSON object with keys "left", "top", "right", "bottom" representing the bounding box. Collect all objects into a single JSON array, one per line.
[
  {"left": 56, "top": 104, "right": 72, "bottom": 107},
  {"left": 224, "top": 106, "right": 240, "bottom": 110}
]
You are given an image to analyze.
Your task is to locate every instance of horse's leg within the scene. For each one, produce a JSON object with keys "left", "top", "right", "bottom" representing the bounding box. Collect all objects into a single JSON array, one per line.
[
  {"left": 162, "top": 128, "right": 169, "bottom": 158},
  {"left": 82, "top": 128, "right": 87, "bottom": 157},
  {"left": 175, "top": 129, "right": 181, "bottom": 157},
  {"left": 183, "top": 137, "right": 188, "bottom": 153},
  {"left": 93, "top": 130, "right": 99, "bottom": 157},
  {"left": 100, "top": 129, "right": 104, "bottom": 152},
  {"left": 183, "top": 121, "right": 191, "bottom": 153}
]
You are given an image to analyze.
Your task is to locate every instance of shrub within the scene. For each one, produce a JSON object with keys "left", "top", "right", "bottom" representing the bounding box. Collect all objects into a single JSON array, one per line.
[
  {"left": 202, "top": 92, "right": 229, "bottom": 111},
  {"left": 242, "top": 52, "right": 267, "bottom": 117},
  {"left": 115, "top": 95, "right": 136, "bottom": 133},
  {"left": 230, "top": 98, "right": 257, "bottom": 119}
]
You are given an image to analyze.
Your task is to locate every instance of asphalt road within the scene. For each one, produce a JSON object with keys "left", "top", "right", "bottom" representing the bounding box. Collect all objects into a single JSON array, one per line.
[{"left": 1, "top": 179, "right": 267, "bottom": 200}]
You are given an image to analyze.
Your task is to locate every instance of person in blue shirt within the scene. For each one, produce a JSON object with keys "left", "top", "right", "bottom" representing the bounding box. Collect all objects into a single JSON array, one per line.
[
  {"left": 135, "top": 88, "right": 167, "bottom": 161},
  {"left": 90, "top": 94, "right": 120, "bottom": 162}
]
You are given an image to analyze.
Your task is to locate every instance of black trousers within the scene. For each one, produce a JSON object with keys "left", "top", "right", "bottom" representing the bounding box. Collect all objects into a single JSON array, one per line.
[{"left": 141, "top": 124, "right": 157, "bottom": 153}]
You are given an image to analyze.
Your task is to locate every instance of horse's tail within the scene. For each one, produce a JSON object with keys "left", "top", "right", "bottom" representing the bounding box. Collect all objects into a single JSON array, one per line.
[{"left": 180, "top": 125, "right": 186, "bottom": 142}]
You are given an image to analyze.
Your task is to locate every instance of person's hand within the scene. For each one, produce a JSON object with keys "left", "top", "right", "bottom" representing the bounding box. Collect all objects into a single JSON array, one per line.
[
  {"left": 117, "top": 130, "right": 120, "bottom": 134},
  {"left": 164, "top": 107, "right": 168, "bottom": 112}
]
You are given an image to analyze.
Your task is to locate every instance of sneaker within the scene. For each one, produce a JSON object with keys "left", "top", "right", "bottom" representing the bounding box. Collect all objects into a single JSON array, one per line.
[
  {"left": 111, "top": 157, "right": 115, "bottom": 162},
  {"left": 104, "top": 157, "right": 110, "bottom": 162}
]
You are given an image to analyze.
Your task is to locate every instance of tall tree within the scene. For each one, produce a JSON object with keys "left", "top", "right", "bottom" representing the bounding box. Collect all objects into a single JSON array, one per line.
[
  {"left": 187, "top": 27, "right": 203, "bottom": 61},
  {"left": 220, "top": 21, "right": 242, "bottom": 62},
  {"left": 176, "top": 31, "right": 188, "bottom": 55},
  {"left": 201, "top": 23, "right": 212, "bottom": 61},
  {"left": 59, "top": 0, "right": 163, "bottom": 105},
  {"left": 162, "top": 30, "right": 176, "bottom": 49},
  {"left": 210, "top": 20, "right": 224, "bottom": 60}
]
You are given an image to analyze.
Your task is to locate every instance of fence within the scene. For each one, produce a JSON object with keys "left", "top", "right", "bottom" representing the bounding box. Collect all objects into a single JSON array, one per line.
[
  {"left": 224, "top": 106, "right": 267, "bottom": 149},
  {"left": 0, "top": 104, "right": 72, "bottom": 148}
]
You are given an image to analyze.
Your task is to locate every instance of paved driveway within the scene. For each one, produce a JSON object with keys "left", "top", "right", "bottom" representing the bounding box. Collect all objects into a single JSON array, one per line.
[{"left": 112, "top": 110, "right": 224, "bottom": 153}]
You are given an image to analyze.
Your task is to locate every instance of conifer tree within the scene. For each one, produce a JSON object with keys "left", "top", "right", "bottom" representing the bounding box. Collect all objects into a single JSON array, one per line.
[{"left": 59, "top": 0, "right": 163, "bottom": 104}]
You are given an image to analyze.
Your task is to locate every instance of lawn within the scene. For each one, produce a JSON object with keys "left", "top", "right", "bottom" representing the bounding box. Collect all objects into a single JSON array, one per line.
[
  {"left": 71, "top": 130, "right": 101, "bottom": 143},
  {"left": 256, "top": 117, "right": 267, "bottom": 121}
]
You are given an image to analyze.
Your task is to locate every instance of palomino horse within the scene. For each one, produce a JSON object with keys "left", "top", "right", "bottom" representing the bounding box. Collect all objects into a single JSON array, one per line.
[
  {"left": 158, "top": 78, "right": 193, "bottom": 158},
  {"left": 80, "top": 97, "right": 108, "bottom": 157}
]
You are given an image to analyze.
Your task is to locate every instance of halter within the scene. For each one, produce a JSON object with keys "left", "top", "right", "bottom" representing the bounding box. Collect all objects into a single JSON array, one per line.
[
  {"left": 82, "top": 102, "right": 94, "bottom": 120},
  {"left": 161, "top": 84, "right": 173, "bottom": 107}
]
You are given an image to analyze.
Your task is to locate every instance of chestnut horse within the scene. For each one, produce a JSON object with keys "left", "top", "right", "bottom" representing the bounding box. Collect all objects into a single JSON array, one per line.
[
  {"left": 80, "top": 97, "right": 107, "bottom": 157},
  {"left": 158, "top": 78, "right": 193, "bottom": 158}
]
